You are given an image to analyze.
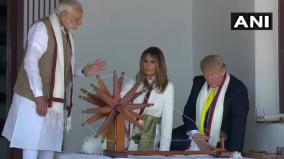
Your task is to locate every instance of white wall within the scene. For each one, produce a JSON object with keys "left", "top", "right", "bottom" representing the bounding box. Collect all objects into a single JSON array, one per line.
[
  {"left": 192, "top": 0, "right": 255, "bottom": 81},
  {"left": 245, "top": 0, "right": 284, "bottom": 153},
  {"left": 64, "top": 0, "right": 193, "bottom": 151},
  {"left": 255, "top": 0, "right": 279, "bottom": 116}
]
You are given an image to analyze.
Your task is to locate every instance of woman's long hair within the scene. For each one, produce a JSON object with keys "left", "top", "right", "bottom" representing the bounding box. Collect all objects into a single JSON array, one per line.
[{"left": 136, "top": 47, "right": 168, "bottom": 93}]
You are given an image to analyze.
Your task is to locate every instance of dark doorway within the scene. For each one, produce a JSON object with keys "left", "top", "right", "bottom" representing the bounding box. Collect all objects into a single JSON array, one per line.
[
  {"left": 2, "top": 0, "right": 62, "bottom": 158},
  {"left": 0, "top": 0, "right": 7, "bottom": 158}
]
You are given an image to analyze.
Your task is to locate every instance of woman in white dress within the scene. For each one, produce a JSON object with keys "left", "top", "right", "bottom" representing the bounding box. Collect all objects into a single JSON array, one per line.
[{"left": 123, "top": 47, "right": 174, "bottom": 151}]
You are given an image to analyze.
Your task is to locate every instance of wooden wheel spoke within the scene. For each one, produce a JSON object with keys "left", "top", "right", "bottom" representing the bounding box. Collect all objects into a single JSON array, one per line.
[
  {"left": 82, "top": 107, "right": 112, "bottom": 114},
  {"left": 79, "top": 95, "right": 99, "bottom": 106},
  {"left": 124, "top": 103, "right": 153, "bottom": 110},
  {"left": 118, "top": 72, "right": 125, "bottom": 93},
  {"left": 129, "top": 91, "right": 143, "bottom": 101},
  {"left": 92, "top": 84, "right": 118, "bottom": 107},
  {"left": 80, "top": 88, "right": 96, "bottom": 98},
  {"left": 80, "top": 88, "right": 107, "bottom": 104},
  {"left": 82, "top": 113, "right": 107, "bottom": 126},
  {"left": 100, "top": 121, "right": 114, "bottom": 141},
  {"left": 97, "top": 110, "right": 117, "bottom": 135},
  {"left": 119, "top": 109, "right": 144, "bottom": 130},
  {"left": 125, "top": 109, "right": 142, "bottom": 119},
  {"left": 79, "top": 95, "right": 108, "bottom": 107},
  {"left": 96, "top": 75, "right": 112, "bottom": 97},
  {"left": 113, "top": 71, "right": 121, "bottom": 101},
  {"left": 120, "top": 82, "right": 141, "bottom": 104},
  {"left": 116, "top": 106, "right": 142, "bottom": 119},
  {"left": 90, "top": 95, "right": 109, "bottom": 106}
]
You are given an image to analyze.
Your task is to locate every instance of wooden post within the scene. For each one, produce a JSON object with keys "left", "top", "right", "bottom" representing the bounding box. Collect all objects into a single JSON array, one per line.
[
  {"left": 106, "top": 121, "right": 116, "bottom": 151},
  {"left": 116, "top": 114, "right": 125, "bottom": 152},
  {"left": 105, "top": 113, "right": 126, "bottom": 152},
  {"left": 104, "top": 113, "right": 127, "bottom": 157}
]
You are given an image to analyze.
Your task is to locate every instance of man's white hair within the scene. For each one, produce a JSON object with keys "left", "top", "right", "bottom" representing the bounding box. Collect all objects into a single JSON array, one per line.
[{"left": 56, "top": 0, "right": 82, "bottom": 15}]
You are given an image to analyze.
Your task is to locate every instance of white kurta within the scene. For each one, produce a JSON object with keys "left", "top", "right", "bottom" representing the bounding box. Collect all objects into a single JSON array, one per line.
[
  {"left": 122, "top": 79, "right": 174, "bottom": 151},
  {"left": 2, "top": 93, "right": 64, "bottom": 151},
  {"left": 2, "top": 21, "right": 84, "bottom": 151}
]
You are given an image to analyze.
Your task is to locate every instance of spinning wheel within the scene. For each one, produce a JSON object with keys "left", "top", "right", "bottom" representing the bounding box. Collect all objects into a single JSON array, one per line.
[
  {"left": 80, "top": 71, "right": 151, "bottom": 155},
  {"left": 80, "top": 71, "right": 228, "bottom": 157}
]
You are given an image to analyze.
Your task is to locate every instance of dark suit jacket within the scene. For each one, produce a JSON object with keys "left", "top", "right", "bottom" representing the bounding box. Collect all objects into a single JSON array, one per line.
[{"left": 182, "top": 75, "right": 249, "bottom": 152}]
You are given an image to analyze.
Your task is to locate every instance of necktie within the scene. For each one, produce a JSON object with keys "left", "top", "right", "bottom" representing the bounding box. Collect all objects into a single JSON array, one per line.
[
  {"left": 138, "top": 84, "right": 154, "bottom": 118},
  {"left": 199, "top": 88, "right": 216, "bottom": 135},
  {"left": 131, "top": 84, "right": 154, "bottom": 130}
]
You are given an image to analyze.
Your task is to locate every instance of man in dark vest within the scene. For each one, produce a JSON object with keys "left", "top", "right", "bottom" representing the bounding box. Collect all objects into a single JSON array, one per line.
[
  {"left": 2, "top": 0, "right": 106, "bottom": 159},
  {"left": 170, "top": 55, "right": 249, "bottom": 154}
]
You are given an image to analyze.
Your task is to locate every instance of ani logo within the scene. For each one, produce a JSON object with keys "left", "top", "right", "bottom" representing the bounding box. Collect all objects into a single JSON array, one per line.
[{"left": 231, "top": 12, "right": 272, "bottom": 30}]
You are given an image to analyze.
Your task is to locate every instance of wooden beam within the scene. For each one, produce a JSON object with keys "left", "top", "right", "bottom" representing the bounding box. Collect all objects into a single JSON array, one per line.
[
  {"left": 116, "top": 114, "right": 125, "bottom": 152},
  {"left": 103, "top": 149, "right": 227, "bottom": 158},
  {"left": 7, "top": 0, "right": 24, "bottom": 158}
]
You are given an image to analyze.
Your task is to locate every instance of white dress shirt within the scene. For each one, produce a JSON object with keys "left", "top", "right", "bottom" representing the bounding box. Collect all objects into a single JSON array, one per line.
[
  {"left": 1, "top": 21, "right": 85, "bottom": 151},
  {"left": 24, "top": 21, "right": 84, "bottom": 98},
  {"left": 186, "top": 87, "right": 219, "bottom": 140},
  {"left": 122, "top": 79, "right": 174, "bottom": 151}
]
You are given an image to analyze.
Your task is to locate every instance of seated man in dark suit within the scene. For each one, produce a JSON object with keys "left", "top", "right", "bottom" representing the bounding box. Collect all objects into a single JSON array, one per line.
[{"left": 170, "top": 55, "right": 249, "bottom": 152}]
